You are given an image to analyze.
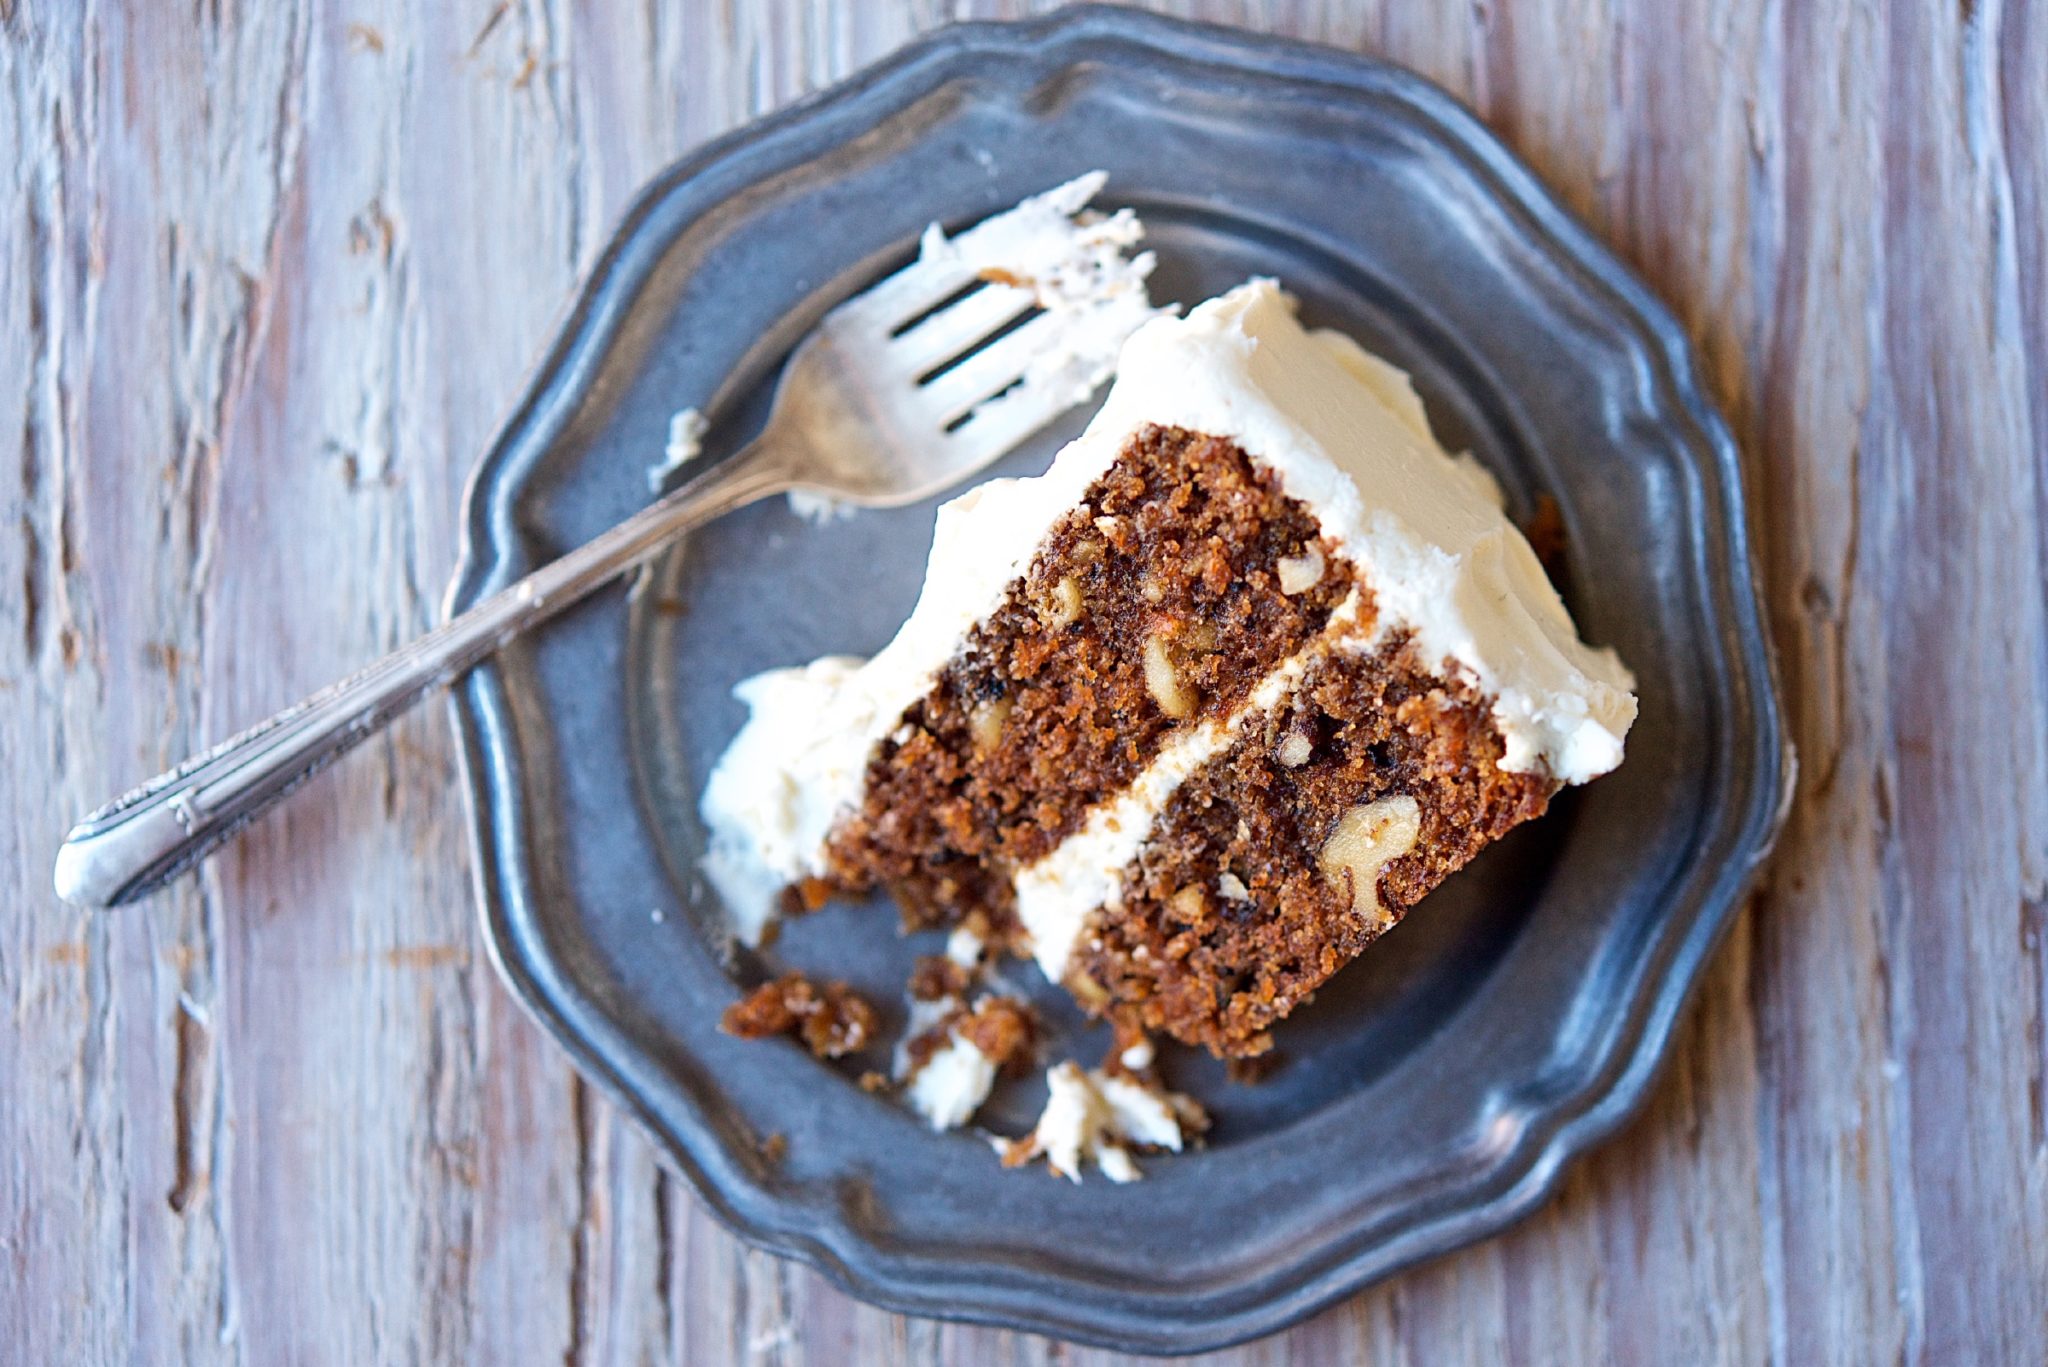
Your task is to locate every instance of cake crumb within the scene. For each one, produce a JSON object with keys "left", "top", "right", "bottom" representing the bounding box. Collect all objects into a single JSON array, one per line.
[
  {"left": 908, "top": 954, "right": 971, "bottom": 1003},
  {"left": 945, "top": 917, "right": 990, "bottom": 970},
  {"left": 956, "top": 996, "right": 1037, "bottom": 1072},
  {"left": 787, "top": 488, "right": 857, "bottom": 525},
  {"left": 721, "top": 972, "right": 878, "bottom": 1059},
  {"left": 1117, "top": 1036, "right": 1156, "bottom": 1072},
  {"left": 898, "top": 991, "right": 1041, "bottom": 1131},
  {"left": 760, "top": 1132, "right": 789, "bottom": 1163},
  {"left": 996, "top": 1061, "right": 1207, "bottom": 1183}
]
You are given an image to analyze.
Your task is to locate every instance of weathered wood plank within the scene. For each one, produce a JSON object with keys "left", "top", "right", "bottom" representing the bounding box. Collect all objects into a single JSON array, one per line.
[{"left": 3, "top": 0, "right": 2043, "bottom": 1362}]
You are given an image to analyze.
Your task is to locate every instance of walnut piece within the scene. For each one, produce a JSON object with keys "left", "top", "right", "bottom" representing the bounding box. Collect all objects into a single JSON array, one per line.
[
  {"left": 1039, "top": 574, "right": 1084, "bottom": 629},
  {"left": 968, "top": 695, "right": 1013, "bottom": 751},
  {"left": 1315, "top": 795, "right": 1422, "bottom": 928},
  {"left": 1143, "top": 632, "right": 1196, "bottom": 719},
  {"left": 1275, "top": 732, "right": 1313, "bottom": 767},
  {"left": 1276, "top": 544, "right": 1326, "bottom": 595}
]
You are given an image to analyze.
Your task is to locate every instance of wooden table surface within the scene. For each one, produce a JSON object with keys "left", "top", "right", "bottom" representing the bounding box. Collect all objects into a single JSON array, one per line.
[{"left": 5, "top": 1, "right": 2044, "bottom": 1362}]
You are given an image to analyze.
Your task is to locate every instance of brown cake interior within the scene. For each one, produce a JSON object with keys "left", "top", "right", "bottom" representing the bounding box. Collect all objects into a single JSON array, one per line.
[
  {"left": 822, "top": 425, "right": 1348, "bottom": 930},
  {"left": 1064, "top": 634, "right": 1557, "bottom": 1058},
  {"left": 812, "top": 421, "right": 1564, "bottom": 1062}
]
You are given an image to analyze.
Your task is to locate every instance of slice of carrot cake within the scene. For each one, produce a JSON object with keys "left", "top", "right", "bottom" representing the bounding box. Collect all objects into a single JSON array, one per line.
[{"left": 703, "top": 280, "right": 1636, "bottom": 1059}]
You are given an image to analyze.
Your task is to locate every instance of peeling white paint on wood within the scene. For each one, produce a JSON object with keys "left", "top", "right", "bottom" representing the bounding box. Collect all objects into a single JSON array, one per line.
[{"left": 3, "top": 0, "right": 2044, "bottom": 1362}]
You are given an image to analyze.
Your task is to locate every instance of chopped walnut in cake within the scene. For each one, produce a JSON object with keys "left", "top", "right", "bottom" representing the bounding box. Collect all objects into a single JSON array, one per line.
[
  {"left": 1318, "top": 794, "right": 1424, "bottom": 928},
  {"left": 1066, "top": 633, "right": 1556, "bottom": 1059},
  {"left": 720, "top": 972, "right": 878, "bottom": 1059},
  {"left": 1275, "top": 543, "right": 1326, "bottom": 594}
]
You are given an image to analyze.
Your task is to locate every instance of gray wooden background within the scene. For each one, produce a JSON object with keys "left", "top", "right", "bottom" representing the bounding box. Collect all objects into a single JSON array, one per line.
[{"left": 5, "top": 1, "right": 2044, "bottom": 1362}]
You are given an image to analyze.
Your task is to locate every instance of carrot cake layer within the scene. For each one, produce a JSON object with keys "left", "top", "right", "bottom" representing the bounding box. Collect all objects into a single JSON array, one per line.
[
  {"left": 701, "top": 279, "right": 1636, "bottom": 1056},
  {"left": 821, "top": 425, "right": 1348, "bottom": 930}
]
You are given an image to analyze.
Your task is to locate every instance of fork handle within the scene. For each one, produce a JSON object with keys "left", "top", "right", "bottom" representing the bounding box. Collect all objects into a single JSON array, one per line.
[{"left": 53, "top": 444, "right": 793, "bottom": 909}]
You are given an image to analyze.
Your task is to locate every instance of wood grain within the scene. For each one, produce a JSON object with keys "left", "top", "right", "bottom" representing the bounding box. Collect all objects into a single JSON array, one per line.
[{"left": 4, "top": 0, "right": 2043, "bottom": 1361}]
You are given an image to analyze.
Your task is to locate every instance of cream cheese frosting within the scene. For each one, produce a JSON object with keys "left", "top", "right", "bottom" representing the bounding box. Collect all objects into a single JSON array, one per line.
[
  {"left": 891, "top": 986, "right": 1020, "bottom": 1132},
  {"left": 904, "top": 1032, "right": 999, "bottom": 1131},
  {"left": 996, "top": 1061, "right": 1202, "bottom": 1183},
  {"left": 701, "top": 280, "right": 1636, "bottom": 956}
]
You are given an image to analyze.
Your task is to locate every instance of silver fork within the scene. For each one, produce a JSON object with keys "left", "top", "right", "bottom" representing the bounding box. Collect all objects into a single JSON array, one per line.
[{"left": 54, "top": 185, "right": 1155, "bottom": 908}]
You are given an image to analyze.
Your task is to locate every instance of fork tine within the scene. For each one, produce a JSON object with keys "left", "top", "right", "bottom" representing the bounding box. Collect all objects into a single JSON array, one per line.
[
  {"left": 827, "top": 248, "right": 979, "bottom": 336},
  {"left": 888, "top": 280, "right": 1037, "bottom": 373},
  {"left": 915, "top": 311, "right": 1070, "bottom": 425},
  {"left": 942, "top": 369, "right": 1087, "bottom": 464},
  {"left": 825, "top": 171, "right": 1117, "bottom": 341}
]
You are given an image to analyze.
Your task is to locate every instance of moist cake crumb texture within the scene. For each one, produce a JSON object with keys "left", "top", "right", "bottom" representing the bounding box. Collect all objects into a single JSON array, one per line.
[
  {"left": 720, "top": 972, "right": 879, "bottom": 1059},
  {"left": 897, "top": 961, "right": 1043, "bottom": 1130},
  {"left": 823, "top": 426, "right": 1347, "bottom": 931},
  {"left": 1067, "top": 632, "right": 1555, "bottom": 1058}
]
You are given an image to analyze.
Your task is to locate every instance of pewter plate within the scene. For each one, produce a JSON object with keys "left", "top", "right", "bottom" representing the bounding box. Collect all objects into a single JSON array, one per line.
[{"left": 446, "top": 7, "right": 1790, "bottom": 1353}]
